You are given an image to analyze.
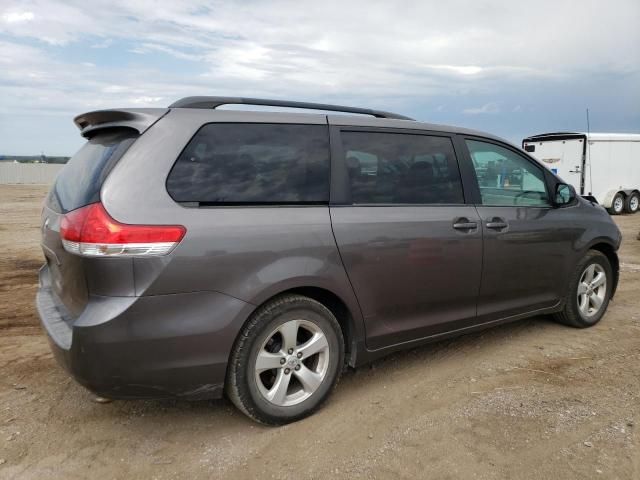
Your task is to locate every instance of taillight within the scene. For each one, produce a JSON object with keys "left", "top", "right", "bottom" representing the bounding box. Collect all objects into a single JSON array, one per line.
[{"left": 60, "top": 202, "right": 186, "bottom": 257}]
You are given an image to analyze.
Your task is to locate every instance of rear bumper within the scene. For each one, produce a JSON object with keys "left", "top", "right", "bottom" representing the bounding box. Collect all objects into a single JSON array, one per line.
[{"left": 36, "top": 266, "right": 253, "bottom": 400}]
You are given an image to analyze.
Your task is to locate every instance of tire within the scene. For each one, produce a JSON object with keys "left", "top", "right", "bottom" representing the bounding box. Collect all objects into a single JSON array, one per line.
[
  {"left": 624, "top": 192, "right": 640, "bottom": 214},
  {"left": 226, "top": 294, "right": 344, "bottom": 425},
  {"left": 608, "top": 192, "right": 625, "bottom": 215},
  {"left": 553, "top": 250, "right": 612, "bottom": 328}
]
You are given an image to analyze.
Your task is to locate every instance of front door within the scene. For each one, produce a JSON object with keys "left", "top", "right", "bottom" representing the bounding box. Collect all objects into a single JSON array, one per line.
[
  {"left": 463, "top": 138, "right": 572, "bottom": 321},
  {"left": 329, "top": 129, "right": 483, "bottom": 350}
]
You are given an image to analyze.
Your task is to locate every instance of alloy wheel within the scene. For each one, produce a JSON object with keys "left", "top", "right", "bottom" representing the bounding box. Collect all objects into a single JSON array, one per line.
[
  {"left": 577, "top": 263, "right": 607, "bottom": 319},
  {"left": 254, "top": 319, "right": 330, "bottom": 407}
]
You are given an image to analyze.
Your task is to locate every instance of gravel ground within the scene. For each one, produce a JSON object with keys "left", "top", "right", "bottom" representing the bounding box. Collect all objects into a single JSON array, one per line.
[{"left": 0, "top": 185, "right": 638, "bottom": 479}]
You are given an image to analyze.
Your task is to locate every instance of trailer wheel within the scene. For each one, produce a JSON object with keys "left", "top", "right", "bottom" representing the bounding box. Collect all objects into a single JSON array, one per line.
[
  {"left": 624, "top": 192, "right": 639, "bottom": 214},
  {"left": 608, "top": 193, "right": 625, "bottom": 215}
]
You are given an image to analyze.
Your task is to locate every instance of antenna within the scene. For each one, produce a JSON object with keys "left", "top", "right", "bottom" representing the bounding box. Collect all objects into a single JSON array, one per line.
[{"left": 586, "top": 108, "right": 593, "bottom": 194}]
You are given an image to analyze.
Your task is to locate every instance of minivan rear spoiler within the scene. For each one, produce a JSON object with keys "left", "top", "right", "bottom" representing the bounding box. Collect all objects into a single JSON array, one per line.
[{"left": 74, "top": 108, "right": 169, "bottom": 138}]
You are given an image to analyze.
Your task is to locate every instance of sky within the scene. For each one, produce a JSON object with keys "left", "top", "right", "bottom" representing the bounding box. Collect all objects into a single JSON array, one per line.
[{"left": 1, "top": 0, "right": 639, "bottom": 156}]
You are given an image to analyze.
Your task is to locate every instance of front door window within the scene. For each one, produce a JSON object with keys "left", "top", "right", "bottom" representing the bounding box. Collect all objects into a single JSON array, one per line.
[{"left": 466, "top": 140, "right": 550, "bottom": 207}]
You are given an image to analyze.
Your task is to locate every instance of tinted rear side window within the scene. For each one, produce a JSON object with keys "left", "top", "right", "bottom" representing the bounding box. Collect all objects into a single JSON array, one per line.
[
  {"left": 167, "top": 124, "right": 330, "bottom": 204},
  {"left": 341, "top": 131, "right": 464, "bottom": 204},
  {"left": 47, "top": 129, "right": 137, "bottom": 213}
]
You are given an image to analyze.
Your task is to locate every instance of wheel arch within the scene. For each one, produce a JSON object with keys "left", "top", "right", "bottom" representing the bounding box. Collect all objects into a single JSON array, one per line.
[
  {"left": 241, "top": 282, "right": 364, "bottom": 368},
  {"left": 285, "top": 286, "right": 359, "bottom": 367}
]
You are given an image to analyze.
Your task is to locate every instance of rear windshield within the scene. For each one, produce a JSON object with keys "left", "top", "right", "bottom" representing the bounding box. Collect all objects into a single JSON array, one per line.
[
  {"left": 47, "top": 130, "right": 137, "bottom": 213},
  {"left": 166, "top": 123, "right": 330, "bottom": 205}
]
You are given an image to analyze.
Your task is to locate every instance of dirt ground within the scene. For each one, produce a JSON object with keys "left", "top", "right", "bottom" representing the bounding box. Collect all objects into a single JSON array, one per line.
[{"left": 0, "top": 184, "right": 638, "bottom": 480}]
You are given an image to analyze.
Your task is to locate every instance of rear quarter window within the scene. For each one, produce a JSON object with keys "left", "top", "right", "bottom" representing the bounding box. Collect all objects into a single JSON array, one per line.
[
  {"left": 166, "top": 124, "right": 330, "bottom": 205},
  {"left": 47, "top": 129, "right": 137, "bottom": 213}
]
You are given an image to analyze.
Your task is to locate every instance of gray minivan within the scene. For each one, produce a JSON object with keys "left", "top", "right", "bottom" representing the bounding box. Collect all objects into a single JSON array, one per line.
[{"left": 37, "top": 97, "right": 621, "bottom": 424}]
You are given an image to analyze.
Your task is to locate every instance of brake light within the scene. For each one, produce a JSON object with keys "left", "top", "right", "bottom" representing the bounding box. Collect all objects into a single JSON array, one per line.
[{"left": 60, "top": 202, "right": 186, "bottom": 257}]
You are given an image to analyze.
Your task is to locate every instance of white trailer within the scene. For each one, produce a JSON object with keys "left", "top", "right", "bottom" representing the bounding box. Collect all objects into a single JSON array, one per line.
[{"left": 522, "top": 132, "right": 640, "bottom": 214}]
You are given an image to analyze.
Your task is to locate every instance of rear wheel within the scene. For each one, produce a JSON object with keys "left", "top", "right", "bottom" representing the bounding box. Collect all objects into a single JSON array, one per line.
[
  {"left": 226, "top": 294, "right": 344, "bottom": 425},
  {"left": 608, "top": 192, "right": 625, "bottom": 215},
  {"left": 624, "top": 192, "right": 639, "bottom": 214},
  {"left": 553, "top": 250, "right": 612, "bottom": 328}
]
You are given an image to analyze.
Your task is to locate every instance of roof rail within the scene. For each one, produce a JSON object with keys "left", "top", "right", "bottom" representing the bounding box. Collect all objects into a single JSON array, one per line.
[{"left": 168, "top": 96, "right": 414, "bottom": 120}]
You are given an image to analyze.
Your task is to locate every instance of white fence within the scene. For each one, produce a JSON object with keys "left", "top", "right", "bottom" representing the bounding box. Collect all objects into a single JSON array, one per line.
[{"left": 0, "top": 163, "right": 64, "bottom": 184}]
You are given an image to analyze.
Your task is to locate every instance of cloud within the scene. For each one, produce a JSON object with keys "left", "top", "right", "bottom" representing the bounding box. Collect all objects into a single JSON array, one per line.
[
  {"left": 428, "top": 65, "right": 483, "bottom": 75},
  {"left": 2, "top": 11, "right": 34, "bottom": 23},
  {"left": 91, "top": 38, "right": 112, "bottom": 49},
  {"left": 138, "top": 43, "right": 203, "bottom": 61},
  {"left": 129, "top": 96, "right": 164, "bottom": 104},
  {"left": 463, "top": 102, "right": 500, "bottom": 115},
  {"left": 0, "top": 0, "right": 638, "bottom": 154}
]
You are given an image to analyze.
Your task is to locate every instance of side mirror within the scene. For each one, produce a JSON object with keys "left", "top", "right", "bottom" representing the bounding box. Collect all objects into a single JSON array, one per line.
[{"left": 554, "top": 183, "right": 576, "bottom": 207}]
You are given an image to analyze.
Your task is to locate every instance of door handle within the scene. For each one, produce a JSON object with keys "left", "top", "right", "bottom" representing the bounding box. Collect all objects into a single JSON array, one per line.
[
  {"left": 452, "top": 218, "right": 478, "bottom": 231},
  {"left": 486, "top": 218, "right": 508, "bottom": 230}
]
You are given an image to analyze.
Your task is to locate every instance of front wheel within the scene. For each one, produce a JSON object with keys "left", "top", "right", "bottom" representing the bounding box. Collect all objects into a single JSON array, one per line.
[
  {"left": 624, "top": 192, "right": 639, "bottom": 214},
  {"left": 226, "top": 294, "right": 344, "bottom": 425},
  {"left": 553, "top": 250, "right": 612, "bottom": 328}
]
